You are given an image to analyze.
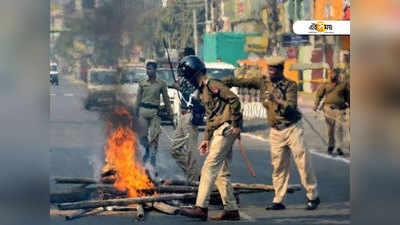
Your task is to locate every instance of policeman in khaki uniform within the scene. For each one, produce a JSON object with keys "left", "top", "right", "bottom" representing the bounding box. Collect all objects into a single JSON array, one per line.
[
  {"left": 223, "top": 57, "right": 320, "bottom": 211},
  {"left": 135, "top": 61, "right": 172, "bottom": 170},
  {"left": 314, "top": 68, "right": 350, "bottom": 155},
  {"left": 178, "top": 56, "right": 242, "bottom": 221}
]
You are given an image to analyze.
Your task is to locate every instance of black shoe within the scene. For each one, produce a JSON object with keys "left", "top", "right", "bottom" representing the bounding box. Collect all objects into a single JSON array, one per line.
[
  {"left": 265, "top": 203, "right": 286, "bottom": 210},
  {"left": 336, "top": 148, "right": 344, "bottom": 156},
  {"left": 306, "top": 197, "right": 320, "bottom": 210},
  {"left": 327, "top": 147, "right": 334, "bottom": 155}
]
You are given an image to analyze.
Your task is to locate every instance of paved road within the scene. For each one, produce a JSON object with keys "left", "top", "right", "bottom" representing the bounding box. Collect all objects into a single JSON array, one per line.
[{"left": 50, "top": 76, "right": 350, "bottom": 225}]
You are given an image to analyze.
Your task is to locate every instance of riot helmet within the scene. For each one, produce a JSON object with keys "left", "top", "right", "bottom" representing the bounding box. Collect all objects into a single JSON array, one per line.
[{"left": 177, "top": 56, "right": 206, "bottom": 88}]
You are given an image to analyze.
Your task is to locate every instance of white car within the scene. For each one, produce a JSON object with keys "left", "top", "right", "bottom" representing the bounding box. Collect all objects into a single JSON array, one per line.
[
  {"left": 116, "top": 66, "right": 147, "bottom": 110},
  {"left": 116, "top": 66, "right": 178, "bottom": 124},
  {"left": 205, "top": 62, "right": 238, "bottom": 95}
]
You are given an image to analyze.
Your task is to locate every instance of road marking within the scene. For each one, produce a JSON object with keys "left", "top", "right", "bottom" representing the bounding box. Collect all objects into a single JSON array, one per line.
[
  {"left": 64, "top": 93, "right": 74, "bottom": 96},
  {"left": 309, "top": 149, "right": 350, "bottom": 164},
  {"left": 242, "top": 133, "right": 269, "bottom": 143},
  {"left": 242, "top": 133, "right": 350, "bottom": 165},
  {"left": 240, "top": 212, "right": 255, "bottom": 222}
]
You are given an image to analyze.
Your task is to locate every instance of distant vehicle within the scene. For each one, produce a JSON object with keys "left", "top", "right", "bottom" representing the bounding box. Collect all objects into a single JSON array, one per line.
[
  {"left": 116, "top": 66, "right": 147, "bottom": 111},
  {"left": 205, "top": 62, "right": 235, "bottom": 80},
  {"left": 50, "top": 62, "right": 59, "bottom": 86},
  {"left": 116, "top": 66, "right": 178, "bottom": 125},
  {"left": 205, "top": 62, "right": 238, "bottom": 95},
  {"left": 85, "top": 68, "right": 118, "bottom": 110}
]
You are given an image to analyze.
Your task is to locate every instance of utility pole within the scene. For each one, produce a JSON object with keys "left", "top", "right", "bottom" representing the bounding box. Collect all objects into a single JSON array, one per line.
[
  {"left": 193, "top": 9, "right": 198, "bottom": 55},
  {"left": 181, "top": 11, "right": 186, "bottom": 47},
  {"left": 210, "top": 0, "right": 215, "bottom": 32},
  {"left": 204, "top": 0, "right": 209, "bottom": 33}
]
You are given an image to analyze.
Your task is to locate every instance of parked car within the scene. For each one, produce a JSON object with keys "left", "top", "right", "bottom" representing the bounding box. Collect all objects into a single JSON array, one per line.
[
  {"left": 85, "top": 68, "right": 118, "bottom": 110},
  {"left": 50, "top": 62, "right": 59, "bottom": 86}
]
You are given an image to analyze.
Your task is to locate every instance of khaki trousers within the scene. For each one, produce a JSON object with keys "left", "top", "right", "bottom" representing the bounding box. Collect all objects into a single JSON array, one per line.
[
  {"left": 196, "top": 122, "right": 238, "bottom": 210},
  {"left": 139, "top": 107, "right": 161, "bottom": 166},
  {"left": 169, "top": 113, "right": 200, "bottom": 182},
  {"left": 269, "top": 121, "right": 318, "bottom": 203},
  {"left": 323, "top": 105, "right": 346, "bottom": 149}
]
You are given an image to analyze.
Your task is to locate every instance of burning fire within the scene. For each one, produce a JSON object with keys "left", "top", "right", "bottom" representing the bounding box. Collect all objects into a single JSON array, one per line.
[{"left": 103, "top": 106, "right": 154, "bottom": 197}]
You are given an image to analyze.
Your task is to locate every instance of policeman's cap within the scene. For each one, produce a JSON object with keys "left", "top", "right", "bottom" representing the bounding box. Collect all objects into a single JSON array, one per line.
[
  {"left": 266, "top": 56, "right": 285, "bottom": 71},
  {"left": 146, "top": 61, "right": 157, "bottom": 70}
]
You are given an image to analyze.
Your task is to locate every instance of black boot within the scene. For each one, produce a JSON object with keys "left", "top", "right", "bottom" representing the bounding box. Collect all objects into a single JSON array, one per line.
[
  {"left": 306, "top": 197, "right": 320, "bottom": 210},
  {"left": 327, "top": 146, "right": 334, "bottom": 155},
  {"left": 265, "top": 203, "right": 286, "bottom": 210},
  {"left": 180, "top": 206, "right": 208, "bottom": 221},
  {"left": 336, "top": 148, "right": 344, "bottom": 156}
]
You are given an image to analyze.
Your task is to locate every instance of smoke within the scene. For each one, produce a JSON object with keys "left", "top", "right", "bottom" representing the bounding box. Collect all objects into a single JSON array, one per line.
[{"left": 89, "top": 151, "right": 104, "bottom": 180}]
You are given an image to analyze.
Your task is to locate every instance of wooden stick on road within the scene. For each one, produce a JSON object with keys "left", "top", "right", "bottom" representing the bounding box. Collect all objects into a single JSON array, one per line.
[
  {"left": 65, "top": 207, "right": 104, "bottom": 221},
  {"left": 58, "top": 193, "right": 197, "bottom": 210},
  {"left": 237, "top": 137, "right": 257, "bottom": 177}
]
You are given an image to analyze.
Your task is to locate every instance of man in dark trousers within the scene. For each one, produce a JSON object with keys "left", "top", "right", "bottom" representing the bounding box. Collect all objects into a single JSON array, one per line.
[{"left": 169, "top": 47, "right": 203, "bottom": 183}]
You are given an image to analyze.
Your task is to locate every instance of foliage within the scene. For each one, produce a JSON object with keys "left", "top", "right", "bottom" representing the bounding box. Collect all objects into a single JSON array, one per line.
[{"left": 54, "top": 0, "right": 205, "bottom": 65}]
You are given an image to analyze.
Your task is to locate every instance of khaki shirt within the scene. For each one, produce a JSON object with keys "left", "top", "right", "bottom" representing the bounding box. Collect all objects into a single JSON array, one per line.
[
  {"left": 223, "top": 76, "right": 301, "bottom": 127},
  {"left": 136, "top": 78, "right": 171, "bottom": 113},
  {"left": 314, "top": 80, "right": 350, "bottom": 109},
  {"left": 200, "top": 78, "right": 242, "bottom": 141}
]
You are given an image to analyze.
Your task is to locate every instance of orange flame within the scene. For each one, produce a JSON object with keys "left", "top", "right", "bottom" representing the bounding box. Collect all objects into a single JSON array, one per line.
[{"left": 103, "top": 106, "right": 154, "bottom": 197}]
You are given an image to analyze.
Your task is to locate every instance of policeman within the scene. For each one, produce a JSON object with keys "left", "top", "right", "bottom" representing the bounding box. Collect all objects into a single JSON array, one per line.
[
  {"left": 169, "top": 48, "right": 202, "bottom": 183},
  {"left": 178, "top": 56, "right": 242, "bottom": 221},
  {"left": 223, "top": 57, "right": 320, "bottom": 211},
  {"left": 314, "top": 68, "right": 350, "bottom": 155},
  {"left": 135, "top": 60, "right": 172, "bottom": 171}
]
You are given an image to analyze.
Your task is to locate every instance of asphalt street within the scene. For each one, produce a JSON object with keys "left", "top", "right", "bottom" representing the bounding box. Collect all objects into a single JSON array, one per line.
[{"left": 50, "top": 76, "right": 350, "bottom": 225}]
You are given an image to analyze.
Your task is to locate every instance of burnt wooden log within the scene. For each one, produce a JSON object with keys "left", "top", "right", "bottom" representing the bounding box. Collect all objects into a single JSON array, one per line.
[
  {"left": 54, "top": 177, "right": 301, "bottom": 193},
  {"left": 58, "top": 193, "right": 197, "bottom": 210},
  {"left": 110, "top": 206, "right": 137, "bottom": 211},
  {"left": 65, "top": 207, "right": 104, "bottom": 220},
  {"left": 54, "top": 177, "right": 98, "bottom": 185},
  {"left": 145, "top": 202, "right": 180, "bottom": 215},
  {"left": 101, "top": 169, "right": 116, "bottom": 177},
  {"left": 161, "top": 180, "right": 301, "bottom": 193},
  {"left": 231, "top": 183, "right": 301, "bottom": 193},
  {"left": 50, "top": 184, "right": 126, "bottom": 203}
]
